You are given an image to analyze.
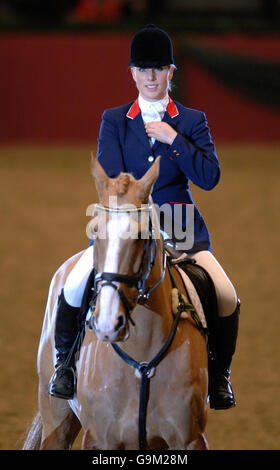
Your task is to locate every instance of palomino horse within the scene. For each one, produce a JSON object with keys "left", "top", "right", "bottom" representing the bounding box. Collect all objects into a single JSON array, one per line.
[{"left": 23, "top": 155, "right": 208, "bottom": 450}]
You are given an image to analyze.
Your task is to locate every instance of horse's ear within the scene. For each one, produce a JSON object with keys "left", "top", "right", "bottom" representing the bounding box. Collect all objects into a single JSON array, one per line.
[
  {"left": 91, "top": 152, "right": 109, "bottom": 199},
  {"left": 137, "top": 156, "right": 161, "bottom": 202}
]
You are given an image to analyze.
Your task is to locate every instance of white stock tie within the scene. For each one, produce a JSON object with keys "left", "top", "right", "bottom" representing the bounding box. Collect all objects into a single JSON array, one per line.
[{"left": 139, "top": 95, "right": 169, "bottom": 146}]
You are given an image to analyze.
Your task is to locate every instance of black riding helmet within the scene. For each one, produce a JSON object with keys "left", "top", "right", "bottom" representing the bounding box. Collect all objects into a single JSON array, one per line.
[{"left": 129, "top": 24, "right": 175, "bottom": 68}]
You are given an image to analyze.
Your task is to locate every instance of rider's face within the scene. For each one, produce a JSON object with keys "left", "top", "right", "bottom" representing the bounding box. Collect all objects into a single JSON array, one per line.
[{"left": 131, "top": 66, "right": 174, "bottom": 102}]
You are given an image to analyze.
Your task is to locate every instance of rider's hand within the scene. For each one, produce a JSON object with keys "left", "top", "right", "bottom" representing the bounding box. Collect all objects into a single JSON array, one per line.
[{"left": 145, "top": 121, "right": 177, "bottom": 145}]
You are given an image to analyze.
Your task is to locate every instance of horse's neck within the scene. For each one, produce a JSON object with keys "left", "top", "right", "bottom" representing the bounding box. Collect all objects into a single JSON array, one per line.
[{"left": 121, "top": 247, "right": 173, "bottom": 363}]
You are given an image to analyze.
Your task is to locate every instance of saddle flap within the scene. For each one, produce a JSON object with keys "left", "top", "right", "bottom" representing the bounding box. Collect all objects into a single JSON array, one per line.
[{"left": 175, "top": 265, "right": 207, "bottom": 330}]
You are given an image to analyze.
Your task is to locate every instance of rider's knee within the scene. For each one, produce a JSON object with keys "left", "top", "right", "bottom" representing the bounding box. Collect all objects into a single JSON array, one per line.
[{"left": 216, "top": 284, "right": 238, "bottom": 317}]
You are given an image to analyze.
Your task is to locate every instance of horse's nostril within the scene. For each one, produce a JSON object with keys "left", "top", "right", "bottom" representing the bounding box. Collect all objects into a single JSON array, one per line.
[{"left": 116, "top": 315, "right": 125, "bottom": 331}]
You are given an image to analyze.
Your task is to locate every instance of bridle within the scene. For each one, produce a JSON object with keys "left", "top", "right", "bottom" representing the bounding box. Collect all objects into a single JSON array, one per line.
[
  {"left": 89, "top": 203, "right": 166, "bottom": 328},
  {"left": 87, "top": 202, "right": 193, "bottom": 450}
]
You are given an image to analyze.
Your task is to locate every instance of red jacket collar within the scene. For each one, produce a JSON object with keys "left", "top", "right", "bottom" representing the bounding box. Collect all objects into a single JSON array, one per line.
[{"left": 126, "top": 97, "right": 179, "bottom": 119}]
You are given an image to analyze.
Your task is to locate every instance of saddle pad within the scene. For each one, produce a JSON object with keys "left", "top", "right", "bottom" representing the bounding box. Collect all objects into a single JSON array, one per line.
[{"left": 175, "top": 265, "right": 207, "bottom": 329}]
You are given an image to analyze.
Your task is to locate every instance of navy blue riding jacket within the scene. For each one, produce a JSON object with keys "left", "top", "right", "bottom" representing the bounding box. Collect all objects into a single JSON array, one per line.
[{"left": 96, "top": 97, "right": 220, "bottom": 253}]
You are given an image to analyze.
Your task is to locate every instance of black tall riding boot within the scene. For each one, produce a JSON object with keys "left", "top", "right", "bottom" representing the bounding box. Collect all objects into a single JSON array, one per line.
[
  {"left": 209, "top": 300, "right": 240, "bottom": 410},
  {"left": 48, "top": 289, "right": 80, "bottom": 399}
]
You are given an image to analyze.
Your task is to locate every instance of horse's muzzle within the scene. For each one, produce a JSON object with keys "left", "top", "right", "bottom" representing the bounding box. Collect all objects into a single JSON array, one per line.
[{"left": 90, "top": 313, "right": 129, "bottom": 342}]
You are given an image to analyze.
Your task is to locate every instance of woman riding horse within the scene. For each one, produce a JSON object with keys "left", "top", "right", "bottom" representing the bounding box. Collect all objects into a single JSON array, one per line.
[{"left": 49, "top": 24, "right": 240, "bottom": 410}]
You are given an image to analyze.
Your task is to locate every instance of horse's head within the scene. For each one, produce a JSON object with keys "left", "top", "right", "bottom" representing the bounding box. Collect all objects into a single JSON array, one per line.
[{"left": 89, "top": 153, "right": 161, "bottom": 342}]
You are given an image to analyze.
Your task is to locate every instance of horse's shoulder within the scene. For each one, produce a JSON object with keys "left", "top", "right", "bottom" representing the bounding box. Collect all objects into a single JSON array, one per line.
[{"left": 50, "top": 250, "right": 85, "bottom": 286}]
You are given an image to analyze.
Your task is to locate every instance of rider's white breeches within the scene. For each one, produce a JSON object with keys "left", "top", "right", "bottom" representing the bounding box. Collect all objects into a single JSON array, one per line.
[
  {"left": 64, "top": 246, "right": 94, "bottom": 308},
  {"left": 188, "top": 250, "right": 237, "bottom": 317}
]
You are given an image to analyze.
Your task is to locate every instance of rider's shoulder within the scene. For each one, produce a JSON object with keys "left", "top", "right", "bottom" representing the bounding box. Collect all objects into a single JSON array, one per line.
[{"left": 102, "top": 102, "right": 134, "bottom": 121}]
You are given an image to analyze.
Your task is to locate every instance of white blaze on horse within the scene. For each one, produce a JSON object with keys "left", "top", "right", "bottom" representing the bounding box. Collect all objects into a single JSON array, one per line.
[{"left": 23, "top": 155, "right": 208, "bottom": 450}]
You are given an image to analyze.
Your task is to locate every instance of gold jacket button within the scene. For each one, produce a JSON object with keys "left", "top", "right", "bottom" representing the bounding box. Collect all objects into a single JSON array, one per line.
[{"left": 148, "top": 156, "right": 154, "bottom": 162}]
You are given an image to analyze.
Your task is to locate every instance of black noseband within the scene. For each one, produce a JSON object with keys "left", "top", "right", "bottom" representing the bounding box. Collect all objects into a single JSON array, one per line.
[{"left": 93, "top": 271, "right": 136, "bottom": 326}]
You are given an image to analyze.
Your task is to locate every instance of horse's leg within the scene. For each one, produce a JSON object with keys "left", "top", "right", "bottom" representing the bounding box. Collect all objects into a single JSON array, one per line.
[
  {"left": 41, "top": 412, "right": 81, "bottom": 450},
  {"left": 82, "top": 428, "right": 97, "bottom": 450},
  {"left": 187, "top": 433, "right": 208, "bottom": 450},
  {"left": 22, "top": 412, "right": 43, "bottom": 449},
  {"left": 39, "top": 389, "right": 81, "bottom": 449}
]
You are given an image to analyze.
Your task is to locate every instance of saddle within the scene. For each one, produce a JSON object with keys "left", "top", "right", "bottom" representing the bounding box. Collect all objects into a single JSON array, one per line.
[{"left": 164, "top": 240, "right": 217, "bottom": 333}]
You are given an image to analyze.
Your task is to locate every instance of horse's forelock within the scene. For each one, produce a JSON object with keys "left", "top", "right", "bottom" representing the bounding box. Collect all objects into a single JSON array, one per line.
[{"left": 116, "top": 173, "right": 134, "bottom": 196}]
